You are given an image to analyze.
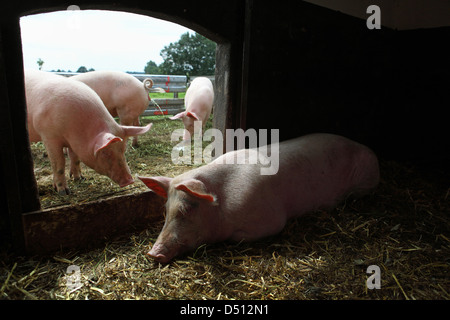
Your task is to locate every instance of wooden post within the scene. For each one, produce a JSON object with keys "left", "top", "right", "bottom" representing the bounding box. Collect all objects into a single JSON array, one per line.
[{"left": 0, "top": 17, "right": 41, "bottom": 251}]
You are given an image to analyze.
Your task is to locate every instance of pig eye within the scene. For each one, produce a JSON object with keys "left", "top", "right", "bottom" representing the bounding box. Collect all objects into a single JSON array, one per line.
[
  {"left": 186, "top": 198, "right": 199, "bottom": 208},
  {"left": 179, "top": 198, "right": 199, "bottom": 214}
]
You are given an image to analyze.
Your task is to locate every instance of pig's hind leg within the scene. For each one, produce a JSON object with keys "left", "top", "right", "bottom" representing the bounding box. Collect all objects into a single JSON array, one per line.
[
  {"left": 68, "top": 148, "right": 84, "bottom": 182},
  {"left": 118, "top": 110, "right": 140, "bottom": 148},
  {"left": 131, "top": 117, "right": 141, "bottom": 147},
  {"left": 44, "top": 140, "right": 70, "bottom": 195}
]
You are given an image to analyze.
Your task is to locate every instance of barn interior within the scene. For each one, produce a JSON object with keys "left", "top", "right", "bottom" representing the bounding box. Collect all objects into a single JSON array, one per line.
[{"left": 0, "top": 0, "right": 449, "bottom": 300}]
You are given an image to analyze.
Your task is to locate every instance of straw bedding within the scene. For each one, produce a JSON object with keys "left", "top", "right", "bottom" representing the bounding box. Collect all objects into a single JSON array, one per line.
[{"left": 1, "top": 117, "right": 448, "bottom": 300}]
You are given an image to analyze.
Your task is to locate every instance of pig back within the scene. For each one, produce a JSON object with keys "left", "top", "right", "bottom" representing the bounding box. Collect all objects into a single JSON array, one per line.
[
  {"left": 181, "top": 134, "right": 379, "bottom": 241},
  {"left": 25, "top": 70, "right": 119, "bottom": 144},
  {"left": 72, "top": 71, "right": 128, "bottom": 113},
  {"left": 272, "top": 133, "right": 379, "bottom": 218}
]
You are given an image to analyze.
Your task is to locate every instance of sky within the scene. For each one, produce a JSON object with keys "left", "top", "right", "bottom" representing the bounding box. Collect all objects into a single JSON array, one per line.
[{"left": 20, "top": 8, "right": 194, "bottom": 73}]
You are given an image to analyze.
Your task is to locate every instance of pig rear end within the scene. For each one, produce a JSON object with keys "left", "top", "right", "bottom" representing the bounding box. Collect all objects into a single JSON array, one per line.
[
  {"left": 344, "top": 139, "right": 380, "bottom": 198},
  {"left": 170, "top": 77, "right": 214, "bottom": 140},
  {"left": 73, "top": 70, "right": 160, "bottom": 147}
]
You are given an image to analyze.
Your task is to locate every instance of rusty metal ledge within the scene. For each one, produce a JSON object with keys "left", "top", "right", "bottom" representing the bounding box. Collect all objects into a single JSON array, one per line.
[{"left": 21, "top": 191, "right": 165, "bottom": 255}]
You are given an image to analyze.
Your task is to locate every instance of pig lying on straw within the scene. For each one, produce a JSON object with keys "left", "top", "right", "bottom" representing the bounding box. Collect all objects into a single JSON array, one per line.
[{"left": 139, "top": 133, "right": 379, "bottom": 263}]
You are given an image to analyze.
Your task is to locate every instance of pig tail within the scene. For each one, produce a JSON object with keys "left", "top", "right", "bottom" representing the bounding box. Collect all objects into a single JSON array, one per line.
[{"left": 143, "top": 78, "right": 154, "bottom": 92}]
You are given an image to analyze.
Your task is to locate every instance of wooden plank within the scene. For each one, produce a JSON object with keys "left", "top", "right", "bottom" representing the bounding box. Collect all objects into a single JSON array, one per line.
[{"left": 22, "top": 191, "right": 165, "bottom": 254}]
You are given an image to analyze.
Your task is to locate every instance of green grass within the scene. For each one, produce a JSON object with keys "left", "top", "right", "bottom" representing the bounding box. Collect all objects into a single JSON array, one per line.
[{"left": 149, "top": 92, "right": 185, "bottom": 99}]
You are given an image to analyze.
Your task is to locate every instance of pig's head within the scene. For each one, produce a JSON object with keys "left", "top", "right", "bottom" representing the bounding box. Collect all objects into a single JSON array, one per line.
[
  {"left": 90, "top": 124, "right": 152, "bottom": 187},
  {"left": 170, "top": 111, "right": 199, "bottom": 140},
  {"left": 138, "top": 175, "right": 218, "bottom": 263}
]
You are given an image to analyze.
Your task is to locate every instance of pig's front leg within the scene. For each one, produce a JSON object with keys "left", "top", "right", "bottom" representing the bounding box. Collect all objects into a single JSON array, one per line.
[
  {"left": 45, "top": 141, "right": 70, "bottom": 195},
  {"left": 68, "top": 148, "right": 84, "bottom": 181}
]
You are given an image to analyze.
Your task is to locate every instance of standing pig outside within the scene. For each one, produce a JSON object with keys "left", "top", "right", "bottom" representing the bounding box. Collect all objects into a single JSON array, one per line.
[
  {"left": 139, "top": 133, "right": 380, "bottom": 263},
  {"left": 25, "top": 70, "right": 151, "bottom": 195},
  {"left": 73, "top": 70, "right": 164, "bottom": 147},
  {"left": 170, "top": 77, "right": 214, "bottom": 142}
]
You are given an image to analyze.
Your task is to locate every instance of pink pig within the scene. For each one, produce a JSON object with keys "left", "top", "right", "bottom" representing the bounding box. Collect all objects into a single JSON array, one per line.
[
  {"left": 73, "top": 70, "right": 163, "bottom": 147},
  {"left": 139, "top": 133, "right": 379, "bottom": 263},
  {"left": 25, "top": 70, "right": 151, "bottom": 195},
  {"left": 170, "top": 77, "right": 214, "bottom": 140}
]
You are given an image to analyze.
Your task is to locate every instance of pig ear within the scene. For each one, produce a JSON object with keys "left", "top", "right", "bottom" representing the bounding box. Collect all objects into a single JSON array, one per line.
[
  {"left": 94, "top": 133, "right": 123, "bottom": 157},
  {"left": 186, "top": 111, "right": 199, "bottom": 120},
  {"left": 175, "top": 179, "right": 216, "bottom": 203},
  {"left": 122, "top": 123, "right": 152, "bottom": 137},
  {"left": 138, "top": 176, "right": 172, "bottom": 199},
  {"left": 169, "top": 112, "right": 186, "bottom": 120}
]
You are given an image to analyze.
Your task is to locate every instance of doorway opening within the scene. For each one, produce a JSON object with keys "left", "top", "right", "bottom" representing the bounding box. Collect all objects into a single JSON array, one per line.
[{"left": 20, "top": 8, "right": 220, "bottom": 210}]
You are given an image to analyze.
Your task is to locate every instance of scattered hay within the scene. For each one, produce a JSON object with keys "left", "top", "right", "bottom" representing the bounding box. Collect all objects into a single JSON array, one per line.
[
  {"left": 1, "top": 117, "right": 449, "bottom": 300},
  {"left": 1, "top": 158, "right": 448, "bottom": 300}
]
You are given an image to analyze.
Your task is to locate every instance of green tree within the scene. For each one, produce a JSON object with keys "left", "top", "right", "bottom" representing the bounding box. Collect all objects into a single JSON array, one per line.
[
  {"left": 37, "top": 58, "right": 44, "bottom": 70},
  {"left": 76, "top": 66, "right": 95, "bottom": 73},
  {"left": 158, "top": 32, "right": 216, "bottom": 76},
  {"left": 77, "top": 66, "right": 88, "bottom": 73},
  {"left": 144, "top": 60, "right": 160, "bottom": 74}
]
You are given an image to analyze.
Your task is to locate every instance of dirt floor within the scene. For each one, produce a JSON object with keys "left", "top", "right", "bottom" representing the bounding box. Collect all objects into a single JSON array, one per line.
[{"left": 1, "top": 116, "right": 449, "bottom": 300}]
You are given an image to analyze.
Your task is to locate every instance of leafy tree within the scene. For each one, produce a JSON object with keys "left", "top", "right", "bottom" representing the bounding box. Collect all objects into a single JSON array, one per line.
[
  {"left": 76, "top": 66, "right": 94, "bottom": 73},
  {"left": 144, "top": 60, "right": 161, "bottom": 74},
  {"left": 158, "top": 32, "right": 216, "bottom": 76},
  {"left": 37, "top": 58, "right": 44, "bottom": 70},
  {"left": 77, "top": 66, "right": 88, "bottom": 73}
]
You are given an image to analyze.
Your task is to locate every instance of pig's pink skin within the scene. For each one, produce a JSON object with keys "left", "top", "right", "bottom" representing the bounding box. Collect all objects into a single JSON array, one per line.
[
  {"left": 170, "top": 77, "right": 213, "bottom": 140},
  {"left": 139, "top": 133, "right": 379, "bottom": 263},
  {"left": 73, "top": 70, "right": 157, "bottom": 147},
  {"left": 25, "top": 70, "right": 151, "bottom": 194}
]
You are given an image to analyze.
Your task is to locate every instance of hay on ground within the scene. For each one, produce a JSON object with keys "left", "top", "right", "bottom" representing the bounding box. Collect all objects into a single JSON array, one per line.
[{"left": 1, "top": 116, "right": 448, "bottom": 300}]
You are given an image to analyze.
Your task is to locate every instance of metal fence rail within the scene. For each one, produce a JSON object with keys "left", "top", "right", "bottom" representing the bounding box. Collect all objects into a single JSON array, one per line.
[
  {"left": 134, "top": 74, "right": 187, "bottom": 116},
  {"left": 132, "top": 74, "right": 187, "bottom": 94},
  {"left": 55, "top": 72, "right": 187, "bottom": 116}
]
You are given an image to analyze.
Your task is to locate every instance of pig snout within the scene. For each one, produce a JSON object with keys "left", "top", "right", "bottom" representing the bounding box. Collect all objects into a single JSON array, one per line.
[
  {"left": 110, "top": 168, "right": 134, "bottom": 187},
  {"left": 147, "top": 232, "right": 188, "bottom": 263},
  {"left": 94, "top": 140, "right": 135, "bottom": 188},
  {"left": 147, "top": 243, "right": 171, "bottom": 264},
  {"left": 101, "top": 167, "right": 134, "bottom": 188},
  {"left": 119, "top": 176, "right": 134, "bottom": 188}
]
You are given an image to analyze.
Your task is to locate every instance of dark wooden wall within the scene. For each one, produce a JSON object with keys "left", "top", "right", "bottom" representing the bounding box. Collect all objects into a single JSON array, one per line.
[
  {"left": 1, "top": 0, "right": 449, "bottom": 251},
  {"left": 244, "top": 1, "right": 450, "bottom": 163}
]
